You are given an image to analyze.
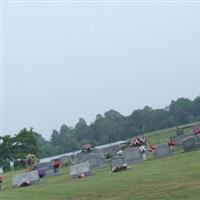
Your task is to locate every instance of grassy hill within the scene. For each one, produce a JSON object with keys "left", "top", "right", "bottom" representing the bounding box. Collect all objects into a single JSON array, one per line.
[
  {"left": 1, "top": 122, "right": 200, "bottom": 200},
  {"left": 2, "top": 151, "right": 200, "bottom": 200},
  {"left": 145, "top": 121, "right": 199, "bottom": 144}
]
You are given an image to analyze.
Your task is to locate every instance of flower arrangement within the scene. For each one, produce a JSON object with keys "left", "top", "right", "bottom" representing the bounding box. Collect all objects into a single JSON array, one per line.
[
  {"left": 130, "top": 137, "right": 146, "bottom": 147},
  {"left": 168, "top": 139, "right": 176, "bottom": 147},
  {"left": 193, "top": 127, "right": 200, "bottom": 135},
  {"left": 112, "top": 163, "right": 127, "bottom": 172},
  {"left": 149, "top": 144, "right": 156, "bottom": 152},
  {"left": 81, "top": 144, "right": 94, "bottom": 153},
  {"left": 26, "top": 154, "right": 38, "bottom": 171}
]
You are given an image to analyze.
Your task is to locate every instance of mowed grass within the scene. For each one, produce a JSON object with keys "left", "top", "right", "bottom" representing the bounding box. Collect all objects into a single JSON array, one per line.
[
  {"left": 146, "top": 121, "right": 200, "bottom": 144},
  {"left": 2, "top": 150, "right": 200, "bottom": 200}
]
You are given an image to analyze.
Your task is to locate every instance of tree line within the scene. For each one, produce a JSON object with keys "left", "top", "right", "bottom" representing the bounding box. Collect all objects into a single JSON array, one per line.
[{"left": 1, "top": 96, "right": 200, "bottom": 170}]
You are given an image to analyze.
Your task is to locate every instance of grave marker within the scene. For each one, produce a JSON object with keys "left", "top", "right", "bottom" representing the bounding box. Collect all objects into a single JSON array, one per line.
[
  {"left": 37, "top": 162, "right": 55, "bottom": 177},
  {"left": 12, "top": 170, "right": 40, "bottom": 187},
  {"left": 182, "top": 136, "right": 198, "bottom": 151},
  {"left": 111, "top": 156, "right": 127, "bottom": 172},
  {"left": 80, "top": 153, "right": 102, "bottom": 169},
  {"left": 123, "top": 147, "right": 143, "bottom": 164},
  {"left": 155, "top": 143, "right": 172, "bottom": 158},
  {"left": 69, "top": 162, "right": 92, "bottom": 179}
]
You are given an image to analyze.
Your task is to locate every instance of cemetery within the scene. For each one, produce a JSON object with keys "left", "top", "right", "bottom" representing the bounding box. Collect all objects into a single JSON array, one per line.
[{"left": 1, "top": 123, "right": 200, "bottom": 200}]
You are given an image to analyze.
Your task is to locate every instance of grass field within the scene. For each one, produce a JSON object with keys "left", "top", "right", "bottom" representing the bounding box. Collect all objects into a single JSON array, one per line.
[
  {"left": 2, "top": 150, "right": 200, "bottom": 200},
  {"left": 1, "top": 122, "right": 200, "bottom": 200},
  {"left": 145, "top": 121, "right": 199, "bottom": 144}
]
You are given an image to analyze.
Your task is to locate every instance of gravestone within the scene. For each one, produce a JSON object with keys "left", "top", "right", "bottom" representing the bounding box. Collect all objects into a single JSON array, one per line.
[
  {"left": 173, "top": 134, "right": 189, "bottom": 146},
  {"left": 182, "top": 136, "right": 198, "bottom": 151},
  {"left": 12, "top": 170, "right": 40, "bottom": 187},
  {"left": 81, "top": 153, "right": 102, "bottom": 169},
  {"left": 69, "top": 162, "right": 92, "bottom": 179},
  {"left": 123, "top": 147, "right": 143, "bottom": 164},
  {"left": 37, "top": 162, "right": 55, "bottom": 177},
  {"left": 155, "top": 143, "right": 172, "bottom": 158},
  {"left": 75, "top": 151, "right": 104, "bottom": 165},
  {"left": 101, "top": 146, "right": 119, "bottom": 157},
  {"left": 111, "top": 156, "right": 125, "bottom": 168},
  {"left": 74, "top": 152, "right": 87, "bottom": 164}
]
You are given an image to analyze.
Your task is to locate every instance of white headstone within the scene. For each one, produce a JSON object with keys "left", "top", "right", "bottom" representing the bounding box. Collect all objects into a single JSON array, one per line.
[{"left": 12, "top": 170, "right": 40, "bottom": 187}]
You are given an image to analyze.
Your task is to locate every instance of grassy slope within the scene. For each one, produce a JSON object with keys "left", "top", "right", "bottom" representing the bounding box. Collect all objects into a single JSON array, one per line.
[
  {"left": 146, "top": 121, "right": 200, "bottom": 144},
  {"left": 2, "top": 122, "right": 200, "bottom": 200},
  {"left": 2, "top": 151, "right": 200, "bottom": 200}
]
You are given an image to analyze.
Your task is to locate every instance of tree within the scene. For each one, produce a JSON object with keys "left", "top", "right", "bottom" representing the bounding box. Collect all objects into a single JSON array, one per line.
[
  {"left": 169, "top": 98, "right": 193, "bottom": 124},
  {"left": 14, "top": 128, "right": 39, "bottom": 159}
]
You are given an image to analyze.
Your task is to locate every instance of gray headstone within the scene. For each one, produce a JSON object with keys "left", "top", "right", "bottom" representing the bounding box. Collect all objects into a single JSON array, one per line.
[
  {"left": 111, "top": 156, "right": 126, "bottom": 169},
  {"left": 69, "top": 162, "right": 92, "bottom": 179},
  {"left": 155, "top": 143, "right": 172, "bottom": 158},
  {"left": 182, "top": 136, "right": 198, "bottom": 151},
  {"left": 123, "top": 147, "right": 143, "bottom": 164},
  {"left": 102, "top": 145, "right": 119, "bottom": 157},
  {"left": 74, "top": 152, "right": 86, "bottom": 164},
  {"left": 37, "top": 162, "right": 55, "bottom": 177},
  {"left": 12, "top": 170, "right": 40, "bottom": 187},
  {"left": 81, "top": 153, "right": 102, "bottom": 169},
  {"left": 174, "top": 134, "right": 189, "bottom": 146}
]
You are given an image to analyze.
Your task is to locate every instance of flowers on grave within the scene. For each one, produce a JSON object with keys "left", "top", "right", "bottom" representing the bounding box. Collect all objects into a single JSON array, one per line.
[
  {"left": 78, "top": 173, "right": 85, "bottom": 178},
  {"left": 168, "top": 139, "right": 176, "bottom": 147},
  {"left": 53, "top": 159, "right": 61, "bottom": 169},
  {"left": 139, "top": 145, "right": 147, "bottom": 153},
  {"left": 26, "top": 154, "right": 38, "bottom": 171},
  {"left": 0, "top": 175, "right": 3, "bottom": 190},
  {"left": 105, "top": 152, "right": 111, "bottom": 159},
  {"left": 130, "top": 136, "right": 147, "bottom": 147},
  {"left": 149, "top": 144, "right": 156, "bottom": 152},
  {"left": 52, "top": 159, "right": 61, "bottom": 174},
  {"left": 81, "top": 144, "right": 94, "bottom": 153},
  {"left": 0, "top": 175, "right": 3, "bottom": 183},
  {"left": 117, "top": 150, "right": 123, "bottom": 156},
  {"left": 193, "top": 127, "right": 200, "bottom": 135},
  {"left": 112, "top": 163, "right": 127, "bottom": 173}
]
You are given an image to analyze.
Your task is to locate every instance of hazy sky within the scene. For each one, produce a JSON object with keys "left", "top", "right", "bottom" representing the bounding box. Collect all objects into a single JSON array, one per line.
[{"left": 1, "top": 1, "right": 200, "bottom": 139}]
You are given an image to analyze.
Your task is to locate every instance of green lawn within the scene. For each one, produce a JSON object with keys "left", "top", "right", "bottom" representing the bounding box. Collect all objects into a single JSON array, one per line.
[
  {"left": 146, "top": 121, "right": 200, "bottom": 144},
  {"left": 2, "top": 150, "right": 200, "bottom": 200}
]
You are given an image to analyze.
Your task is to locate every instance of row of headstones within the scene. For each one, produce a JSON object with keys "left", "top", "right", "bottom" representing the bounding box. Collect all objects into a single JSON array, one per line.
[
  {"left": 12, "top": 124, "right": 200, "bottom": 186},
  {"left": 11, "top": 143, "right": 178, "bottom": 187},
  {"left": 70, "top": 144, "right": 174, "bottom": 178},
  {"left": 12, "top": 161, "right": 60, "bottom": 187}
]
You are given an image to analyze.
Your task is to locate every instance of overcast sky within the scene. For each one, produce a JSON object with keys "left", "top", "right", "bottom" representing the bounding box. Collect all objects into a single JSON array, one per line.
[{"left": 1, "top": 2, "right": 200, "bottom": 139}]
